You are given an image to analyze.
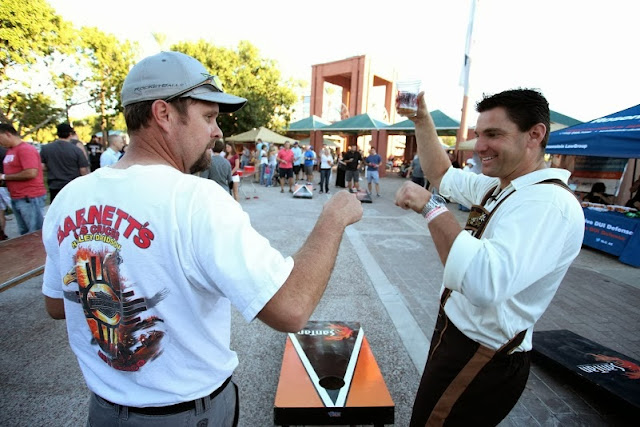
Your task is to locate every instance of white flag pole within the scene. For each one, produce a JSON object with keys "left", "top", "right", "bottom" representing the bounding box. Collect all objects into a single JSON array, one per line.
[{"left": 457, "top": 0, "right": 478, "bottom": 150}]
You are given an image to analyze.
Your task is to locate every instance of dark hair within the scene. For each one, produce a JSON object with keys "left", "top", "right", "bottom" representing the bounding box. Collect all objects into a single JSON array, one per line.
[
  {"left": 476, "top": 88, "right": 550, "bottom": 148},
  {"left": 0, "top": 123, "right": 18, "bottom": 135},
  {"left": 56, "top": 123, "right": 74, "bottom": 139},
  {"left": 213, "top": 139, "right": 225, "bottom": 153},
  {"left": 124, "top": 98, "right": 194, "bottom": 133},
  {"left": 225, "top": 141, "right": 236, "bottom": 155},
  {"left": 589, "top": 182, "right": 606, "bottom": 194}
]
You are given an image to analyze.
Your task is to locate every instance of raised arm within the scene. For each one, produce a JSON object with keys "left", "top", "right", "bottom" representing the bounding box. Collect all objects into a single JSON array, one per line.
[
  {"left": 257, "top": 190, "right": 363, "bottom": 331},
  {"left": 408, "top": 92, "right": 452, "bottom": 189}
]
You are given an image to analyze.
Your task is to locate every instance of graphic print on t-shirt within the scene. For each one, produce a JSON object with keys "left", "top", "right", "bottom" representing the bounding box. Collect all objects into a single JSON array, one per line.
[
  {"left": 56, "top": 205, "right": 166, "bottom": 372},
  {"left": 63, "top": 247, "right": 167, "bottom": 371}
]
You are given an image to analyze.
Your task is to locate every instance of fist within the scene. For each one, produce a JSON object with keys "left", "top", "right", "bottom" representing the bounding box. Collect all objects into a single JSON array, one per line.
[
  {"left": 395, "top": 181, "right": 431, "bottom": 213},
  {"left": 325, "top": 190, "right": 363, "bottom": 227}
]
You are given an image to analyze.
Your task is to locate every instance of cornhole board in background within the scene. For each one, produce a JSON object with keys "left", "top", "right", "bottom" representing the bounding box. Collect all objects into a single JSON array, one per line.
[
  {"left": 293, "top": 183, "right": 313, "bottom": 199},
  {"left": 356, "top": 190, "right": 372, "bottom": 204},
  {"left": 274, "top": 321, "right": 394, "bottom": 426},
  {"left": 0, "top": 231, "right": 46, "bottom": 292},
  {"left": 532, "top": 329, "right": 640, "bottom": 409}
]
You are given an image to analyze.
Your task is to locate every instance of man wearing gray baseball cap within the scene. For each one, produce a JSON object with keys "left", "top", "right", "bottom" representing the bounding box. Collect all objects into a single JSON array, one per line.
[{"left": 41, "top": 51, "right": 362, "bottom": 426}]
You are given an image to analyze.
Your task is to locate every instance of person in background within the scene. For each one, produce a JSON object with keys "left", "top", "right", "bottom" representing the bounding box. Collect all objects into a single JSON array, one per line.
[
  {"left": 40, "top": 123, "right": 90, "bottom": 202},
  {"left": 258, "top": 141, "right": 268, "bottom": 185},
  {"left": 41, "top": 51, "right": 363, "bottom": 427},
  {"left": 292, "top": 141, "right": 303, "bottom": 181},
  {"left": 0, "top": 145, "right": 10, "bottom": 240},
  {"left": 303, "top": 145, "right": 315, "bottom": 184},
  {"left": 407, "top": 154, "right": 427, "bottom": 189},
  {"left": 395, "top": 88, "right": 584, "bottom": 426},
  {"left": 582, "top": 182, "right": 613, "bottom": 205},
  {"left": 365, "top": 147, "right": 382, "bottom": 197},
  {"left": 86, "top": 135, "right": 104, "bottom": 171},
  {"left": 71, "top": 130, "right": 89, "bottom": 161},
  {"left": 625, "top": 178, "right": 640, "bottom": 210},
  {"left": 277, "top": 141, "right": 294, "bottom": 193},
  {"left": 342, "top": 144, "right": 361, "bottom": 193},
  {"left": 266, "top": 145, "right": 278, "bottom": 187},
  {"left": 0, "top": 123, "right": 47, "bottom": 235},
  {"left": 319, "top": 147, "right": 333, "bottom": 194},
  {"left": 203, "top": 139, "right": 232, "bottom": 193},
  {"left": 225, "top": 141, "right": 240, "bottom": 201},
  {"left": 100, "top": 134, "right": 125, "bottom": 168},
  {"left": 240, "top": 145, "right": 250, "bottom": 169},
  {"left": 335, "top": 149, "right": 346, "bottom": 188}
]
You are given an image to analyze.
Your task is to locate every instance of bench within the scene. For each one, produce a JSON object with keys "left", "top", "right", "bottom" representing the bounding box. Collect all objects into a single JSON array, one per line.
[
  {"left": 274, "top": 321, "right": 394, "bottom": 426},
  {"left": 0, "top": 230, "right": 46, "bottom": 292},
  {"left": 532, "top": 329, "right": 640, "bottom": 410}
]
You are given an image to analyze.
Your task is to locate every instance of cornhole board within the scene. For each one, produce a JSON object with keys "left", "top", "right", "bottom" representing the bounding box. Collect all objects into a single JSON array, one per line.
[
  {"left": 356, "top": 191, "right": 372, "bottom": 204},
  {"left": 0, "top": 230, "right": 46, "bottom": 292},
  {"left": 532, "top": 329, "right": 640, "bottom": 409},
  {"left": 274, "top": 321, "right": 394, "bottom": 426},
  {"left": 293, "top": 183, "right": 313, "bottom": 199}
]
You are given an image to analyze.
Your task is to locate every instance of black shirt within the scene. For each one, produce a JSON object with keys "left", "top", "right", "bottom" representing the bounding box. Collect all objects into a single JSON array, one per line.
[
  {"left": 86, "top": 141, "right": 104, "bottom": 171},
  {"left": 342, "top": 151, "right": 362, "bottom": 171}
]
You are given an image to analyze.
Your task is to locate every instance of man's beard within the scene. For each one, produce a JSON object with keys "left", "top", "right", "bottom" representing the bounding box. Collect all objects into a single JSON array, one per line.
[{"left": 189, "top": 140, "right": 215, "bottom": 174}]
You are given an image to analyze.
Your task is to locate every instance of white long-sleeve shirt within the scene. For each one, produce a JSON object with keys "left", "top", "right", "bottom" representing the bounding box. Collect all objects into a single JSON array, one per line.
[{"left": 438, "top": 167, "right": 584, "bottom": 352}]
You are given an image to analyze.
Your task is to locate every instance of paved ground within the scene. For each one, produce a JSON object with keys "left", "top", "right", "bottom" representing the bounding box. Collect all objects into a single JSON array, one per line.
[{"left": 1, "top": 172, "right": 639, "bottom": 426}]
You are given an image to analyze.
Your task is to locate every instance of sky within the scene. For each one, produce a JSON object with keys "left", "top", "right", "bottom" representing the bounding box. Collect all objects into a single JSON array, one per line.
[{"left": 47, "top": 0, "right": 639, "bottom": 125}]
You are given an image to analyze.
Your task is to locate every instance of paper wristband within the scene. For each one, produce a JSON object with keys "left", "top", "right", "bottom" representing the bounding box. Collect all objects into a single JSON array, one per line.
[{"left": 426, "top": 206, "right": 448, "bottom": 224}]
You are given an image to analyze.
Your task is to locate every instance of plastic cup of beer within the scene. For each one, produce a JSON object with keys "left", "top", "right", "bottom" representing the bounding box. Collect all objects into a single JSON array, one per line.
[{"left": 396, "top": 79, "right": 421, "bottom": 117}]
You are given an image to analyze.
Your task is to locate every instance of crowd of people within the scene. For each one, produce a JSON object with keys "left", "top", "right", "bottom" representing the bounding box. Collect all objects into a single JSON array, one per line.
[
  {"left": 0, "top": 123, "right": 130, "bottom": 239},
  {"left": 207, "top": 138, "right": 386, "bottom": 199}
]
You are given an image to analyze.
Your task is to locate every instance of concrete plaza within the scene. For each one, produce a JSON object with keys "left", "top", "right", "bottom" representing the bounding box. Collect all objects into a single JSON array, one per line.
[{"left": 1, "top": 173, "right": 638, "bottom": 426}]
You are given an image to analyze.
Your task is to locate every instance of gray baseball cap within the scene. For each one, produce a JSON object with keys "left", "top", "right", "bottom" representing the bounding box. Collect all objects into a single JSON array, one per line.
[{"left": 121, "top": 51, "right": 247, "bottom": 113}]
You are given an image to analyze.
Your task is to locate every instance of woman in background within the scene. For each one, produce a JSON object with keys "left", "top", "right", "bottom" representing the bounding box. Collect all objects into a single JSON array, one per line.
[
  {"left": 266, "top": 146, "right": 278, "bottom": 187},
  {"left": 319, "top": 147, "right": 333, "bottom": 194},
  {"left": 225, "top": 142, "right": 240, "bottom": 201},
  {"left": 625, "top": 178, "right": 640, "bottom": 210}
]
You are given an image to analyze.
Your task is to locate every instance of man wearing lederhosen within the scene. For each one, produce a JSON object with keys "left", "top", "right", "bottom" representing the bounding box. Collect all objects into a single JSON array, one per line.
[{"left": 395, "top": 89, "right": 584, "bottom": 426}]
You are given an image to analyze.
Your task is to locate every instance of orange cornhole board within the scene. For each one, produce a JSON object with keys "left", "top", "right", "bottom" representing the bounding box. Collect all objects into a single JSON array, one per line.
[{"left": 274, "top": 321, "right": 394, "bottom": 426}]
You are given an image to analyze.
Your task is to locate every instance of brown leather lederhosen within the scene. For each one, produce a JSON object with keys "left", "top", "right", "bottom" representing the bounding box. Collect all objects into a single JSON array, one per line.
[{"left": 412, "top": 179, "right": 571, "bottom": 427}]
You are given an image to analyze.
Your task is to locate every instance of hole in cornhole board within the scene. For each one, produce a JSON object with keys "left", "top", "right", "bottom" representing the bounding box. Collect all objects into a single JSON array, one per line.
[{"left": 319, "top": 376, "right": 345, "bottom": 390}]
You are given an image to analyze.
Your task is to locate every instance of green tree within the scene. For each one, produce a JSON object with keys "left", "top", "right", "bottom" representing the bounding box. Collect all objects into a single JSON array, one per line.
[
  {"left": 0, "top": 0, "right": 73, "bottom": 122},
  {"left": 0, "top": 91, "right": 63, "bottom": 138},
  {"left": 79, "top": 27, "right": 138, "bottom": 139},
  {"left": 171, "top": 40, "right": 298, "bottom": 136},
  {"left": 0, "top": 0, "right": 73, "bottom": 77}
]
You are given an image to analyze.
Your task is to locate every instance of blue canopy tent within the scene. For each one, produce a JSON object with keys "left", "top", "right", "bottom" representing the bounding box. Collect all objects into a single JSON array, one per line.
[{"left": 546, "top": 104, "right": 640, "bottom": 158}]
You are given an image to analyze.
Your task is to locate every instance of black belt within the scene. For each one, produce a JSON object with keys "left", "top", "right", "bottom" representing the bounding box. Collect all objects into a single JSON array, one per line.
[{"left": 100, "top": 376, "right": 232, "bottom": 416}]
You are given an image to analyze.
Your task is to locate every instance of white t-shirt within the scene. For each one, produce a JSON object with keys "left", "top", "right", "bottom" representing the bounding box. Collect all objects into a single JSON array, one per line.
[
  {"left": 438, "top": 167, "right": 584, "bottom": 352},
  {"left": 320, "top": 153, "right": 333, "bottom": 169},
  {"left": 41, "top": 165, "right": 293, "bottom": 406}
]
